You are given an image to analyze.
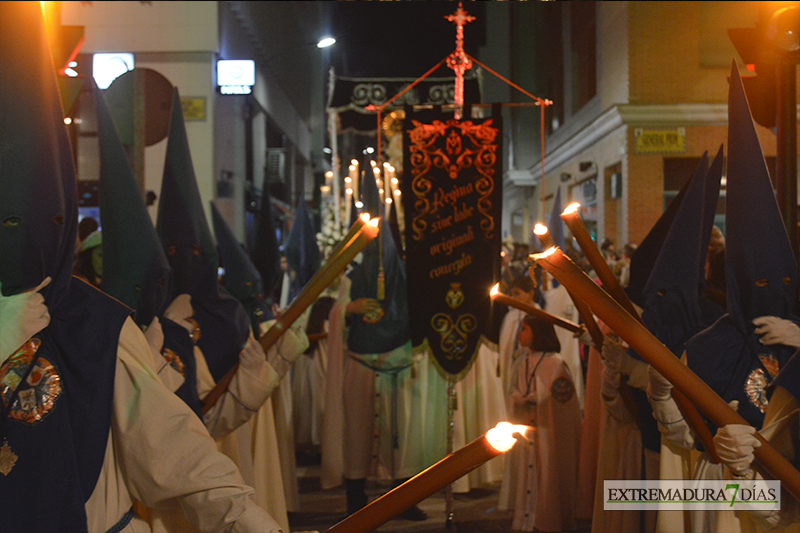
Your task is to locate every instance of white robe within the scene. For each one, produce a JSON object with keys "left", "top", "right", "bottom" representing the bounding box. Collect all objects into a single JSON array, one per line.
[
  {"left": 320, "top": 275, "right": 426, "bottom": 489},
  {"left": 83, "top": 318, "right": 282, "bottom": 533},
  {"left": 506, "top": 350, "right": 582, "bottom": 532},
  {"left": 543, "top": 283, "right": 585, "bottom": 409},
  {"left": 147, "top": 316, "right": 308, "bottom": 533}
]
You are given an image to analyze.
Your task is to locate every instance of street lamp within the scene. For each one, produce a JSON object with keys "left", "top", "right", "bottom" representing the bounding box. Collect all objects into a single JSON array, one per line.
[{"left": 317, "top": 36, "right": 336, "bottom": 49}]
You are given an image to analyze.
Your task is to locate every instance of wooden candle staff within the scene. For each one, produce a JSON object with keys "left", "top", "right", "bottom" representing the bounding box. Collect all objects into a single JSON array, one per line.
[
  {"left": 201, "top": 216, "right": 380, "bottom": 413},
  {"left": 490, "top": 283, "right": 583, "bottom": 333},
  {"left": 325, "top": 422, "right": 528, "bottom": 533},
  {"left": 533, "top": 247, "right": 800, "bottom": 502},
  {"left": 560, "top": 204, "right": 717, "bottom": 458}
]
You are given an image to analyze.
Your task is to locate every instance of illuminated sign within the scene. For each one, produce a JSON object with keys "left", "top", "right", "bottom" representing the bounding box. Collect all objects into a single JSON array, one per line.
[
  {"left": 217, "top": 60, "right": 255, "bottom": 95},
  {"left": 93, "top": 53, "right": 134, "bottom": 90}
]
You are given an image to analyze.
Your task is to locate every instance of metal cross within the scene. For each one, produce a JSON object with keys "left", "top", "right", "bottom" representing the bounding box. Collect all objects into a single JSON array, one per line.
[{"left": 446, "top": 3, "right": 475, "bottom": 119}]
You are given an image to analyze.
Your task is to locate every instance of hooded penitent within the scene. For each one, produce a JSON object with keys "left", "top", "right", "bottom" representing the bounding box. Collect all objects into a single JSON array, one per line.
[
  {"left": 625, "top": 168, "right": 694, "bottom": 309},
  {"left": 96, "top": 83, "right": 201, "bottom": 416},
  {"left": 623, "top": 154, "right": 712, "bottom": 453},
  {"left": 347, "top": 158, "right": 411, "bottom": 361},
  {"left": 250, "top": 176, "right": 282, "bottom": 305},
  {"left": 212, "top": 202, "right": 273, "bottom": 334},
  {"left": 96, "top": 81, "right": 173, "bottom": 328},
  {"left": 686, "top": 61, "right": 800, "bottom": 432},
  {"left": 157, "top": 88, "right": 250, "bottom": 384},
  {"left": 547, "top": 185, "right": 566, "bottom": 250},
  {"left": 283, "top": 197, "right": 321, "bottom": 289},
  {"left": 641, "top": 150, "right": 717, "bottom": 355},
  {"left": 0, "top": 3, "right": 131, "bottom": 530}
]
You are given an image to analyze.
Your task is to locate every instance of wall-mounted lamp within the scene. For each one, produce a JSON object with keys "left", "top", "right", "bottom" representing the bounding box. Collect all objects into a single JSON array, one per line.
[{"left": 579, "top": 161, "right": 597, "bottom": 173}]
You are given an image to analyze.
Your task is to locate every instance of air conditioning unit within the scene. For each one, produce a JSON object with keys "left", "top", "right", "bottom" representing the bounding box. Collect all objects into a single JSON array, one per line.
[{"left": 266, "top": 148, "right": 286, "bottom": 183}]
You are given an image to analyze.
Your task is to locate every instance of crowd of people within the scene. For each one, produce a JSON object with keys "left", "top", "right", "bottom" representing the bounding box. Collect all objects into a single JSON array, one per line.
[{"left": 7, "top": 5, "right": 800, "bottom": 533}]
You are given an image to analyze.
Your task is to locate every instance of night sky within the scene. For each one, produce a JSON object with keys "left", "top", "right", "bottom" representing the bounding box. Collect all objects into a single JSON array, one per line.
[{"left": 326, "top": 2, "right": 486, "bottom": 79}]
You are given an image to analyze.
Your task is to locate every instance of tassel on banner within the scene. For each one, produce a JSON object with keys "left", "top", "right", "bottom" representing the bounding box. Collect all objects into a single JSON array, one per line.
[{"left": 377, "top": 266, "right": 385, "bottom": 301}]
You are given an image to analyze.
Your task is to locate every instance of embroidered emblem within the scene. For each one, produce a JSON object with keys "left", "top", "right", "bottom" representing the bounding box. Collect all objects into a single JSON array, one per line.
[
  {"left": 551, "top": 377, "right": 575, "bottom": 403},
  {"left": 445, "top": 283, "right": 465, "bottom": 310},
  {"left": 745, "top": 354, "right": 780, "bottom": 413},
  {"left": 0, "top": 438, "right": 17, "bottom": 476},
  {"left": 363, "top": 306, "right": 385, "bottom": 324},
  {"left": 0, "top": 338, "right": 62, "bottom": 425},
  {"left": 186, "top": 318, "right": 201, "bottom": 343},
  {"left": 162, "top": 349, "right": 185, "bottom": 377}
]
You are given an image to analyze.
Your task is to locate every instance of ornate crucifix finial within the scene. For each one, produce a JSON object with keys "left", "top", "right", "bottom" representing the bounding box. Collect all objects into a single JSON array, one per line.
[{"left": 445, "top": 2, "right": 475, "bottom": 119}]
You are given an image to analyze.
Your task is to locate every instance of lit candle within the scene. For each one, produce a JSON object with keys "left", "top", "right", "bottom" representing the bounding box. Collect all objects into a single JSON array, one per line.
[
  {"left": 350, "top": 159, "right": 359, "bottom": 204},
  {"left": 560, "top": 203, "right": 640, "bottom": 319},
  {"left": 533, "top": 223, "right": 554, "bottom": 250},
  {"left": 325, "top": 422, "right": 528, "bottom": 533},
  {"left": 490, "top": 283, "right": 583, "bottom": 333},
  {"left": 201, "top": 216, "right": 380, "bottom": 413},
  {"left": 532, "top": 246, "right": 800, "bottom": 502}
]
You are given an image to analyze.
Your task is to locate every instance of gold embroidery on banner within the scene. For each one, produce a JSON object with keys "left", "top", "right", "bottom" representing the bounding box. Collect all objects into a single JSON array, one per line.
[
  {"left": 431, "top": 312, "right": 477, "bottom": 361},
  {"left": 407, "top": 118, "right": 499, "bottom": 243},
  {"left": 446, "top": 283, "right": 465, "bottom": 310}
]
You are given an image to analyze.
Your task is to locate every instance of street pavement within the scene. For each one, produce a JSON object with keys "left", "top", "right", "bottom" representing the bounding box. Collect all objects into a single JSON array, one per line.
[{"left": 288, "top": 450, "right": 592, "bottom": 533}]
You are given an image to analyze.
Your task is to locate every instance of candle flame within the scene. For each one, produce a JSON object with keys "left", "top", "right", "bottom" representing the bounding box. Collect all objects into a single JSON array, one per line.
[
  {"left": 359, "top": 213, "right": 371, "bottom": 223},
  {"left": 367, "top": 218, "right": 380, "bottom": 227},
  {"left": 320, "top": 185, "right": 331, "bottom": 193},
  {"left": 344, "top": 176, "right": 351, "bottom": 183},
  {"left": 490, "top": 283, "right": 499, "bottom": 296},
  {"left": 534, "top": 223, "right": 548, "bottom": 236},
  {"left": 385, "top": 198, "right": 392, "bottom": 204},
  {"left": 349, "top": 165, "right": 355, "bottom": 172},
  {"left": 345, "top": 188, "right": 353, "bottom": 195},
  {"left": 325, "top": 171, "right": 333, "bottom": 179},
  {"left": 563, "top": 203, "right": 581, "bottom": 215},
  {"left": 531, "top": 247, "right": 558, "bottom": 261},
  {"left": 486, "top": 422, "right": 529, "bottom": 452},
  {"left": 351, "top": 159, "right": 358, "bottom": 166}
]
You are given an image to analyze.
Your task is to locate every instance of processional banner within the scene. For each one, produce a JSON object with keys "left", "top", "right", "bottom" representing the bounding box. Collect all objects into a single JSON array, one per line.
[{"left": 402, "top": 105, "right": 502, "bottom": 379}]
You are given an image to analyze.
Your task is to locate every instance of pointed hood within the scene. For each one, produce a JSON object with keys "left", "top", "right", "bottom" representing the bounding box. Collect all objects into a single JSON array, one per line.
[
  {"left": 685, "top": 62, "right": 800, "bottom": 432},
  {"left": 96, "top": 82, "right": 173, "bottom": 327},
  {"left": 725, "top": 60, "right": 797, "bottom": 331},
  {"left": 250, "top": 176, "right": 281, "bottom": 302},
  {"left": 547, "top": 185, "right": 566, "bottom": 249},
  {"left": 211, "top": 202, "right": 272, "bottom": 332},
  {"left": 348, "top": 164, "right": 409, "bottom": 354},
  {"left": 625, "top": 165, "right": 695, "bottom": 309},
  {"left": 0, "top": 2, "right": 77, "bottom": 311},
  {"left": 641, "top": 151, "right": 709, "bottom": 354},
  {"left": 157, "top": 89, "right": 250, "bottom": 382},
  {"left": 360, "top": 157, "right": 382, "bottom": 219},
  {"left": 283, "top": 198, "right": 321, "bottom": 288}
]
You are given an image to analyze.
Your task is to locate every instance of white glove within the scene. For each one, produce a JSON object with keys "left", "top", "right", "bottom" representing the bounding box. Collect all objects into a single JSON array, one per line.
[
  {"left": 753, "top": 316, "right": 800, "bottom": 348},
  {"left": 714, "top": 423, "right": 761, "bottom": 477},
  {"left": 163, "top": 294, "right": 195, "bottom": 333},
  {"left": 239, "top": 334, "right": 267, "bottom": 372},
  {"left": 143, "top": 316, "right": 165, "bottom": 358},
  {"left": 0, "top": 277, "right": 51, "bottom": 361},
  {"left": 601, "top": 337, "right": 635, "bottom": 375},
  {"left": 265, "top": 320, "right": 310, "bottom": 377},
  {"left": 576, "top": 329, "right": 595, "bottom": 348},
  {"left": 647, "top": 365, "right": 672, "bottom": 401}
]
